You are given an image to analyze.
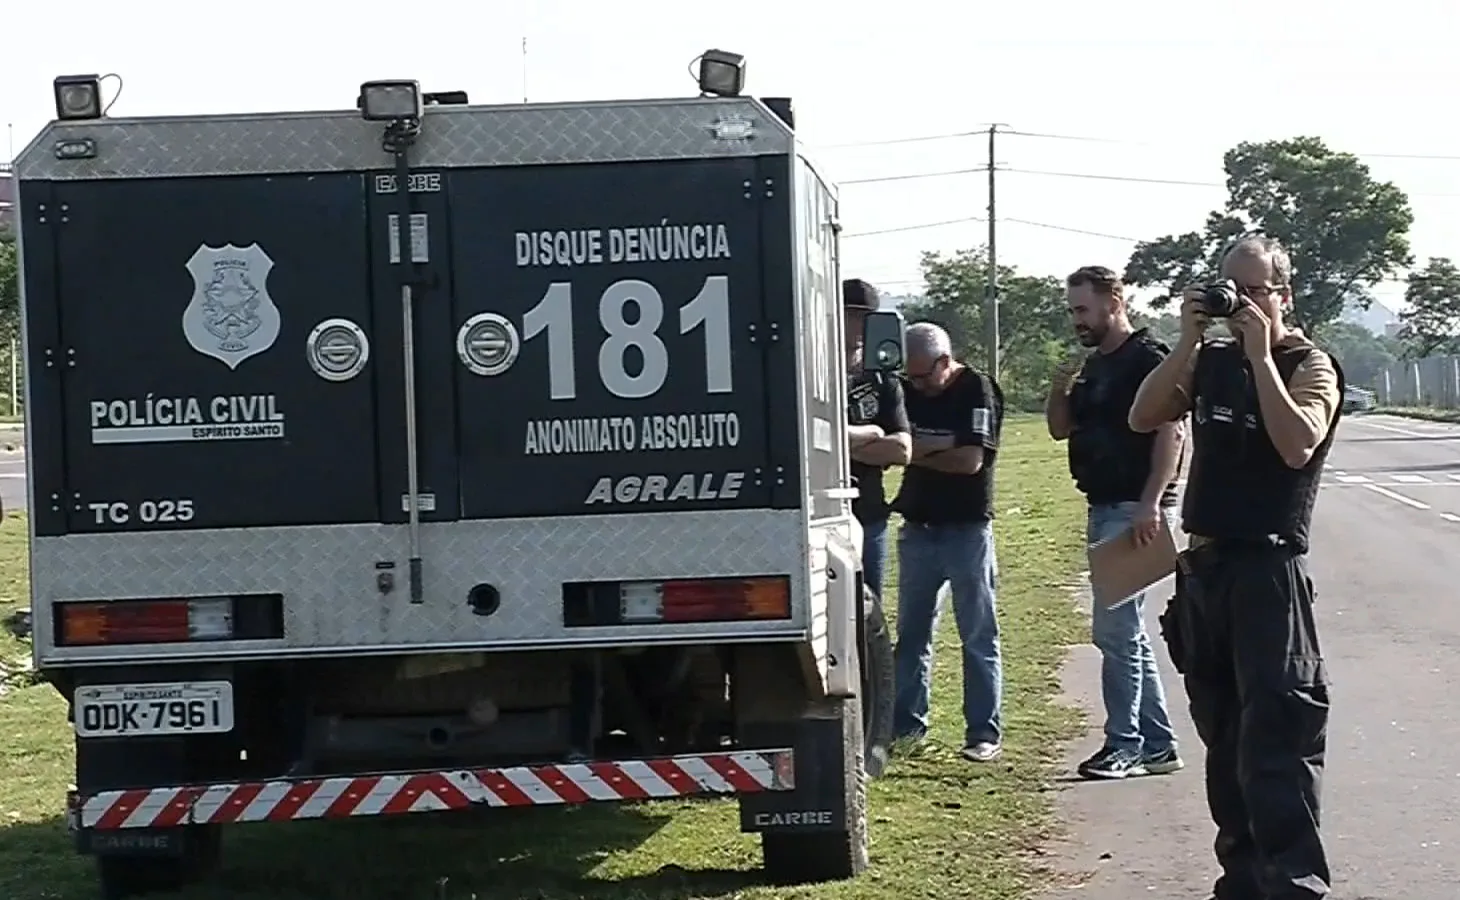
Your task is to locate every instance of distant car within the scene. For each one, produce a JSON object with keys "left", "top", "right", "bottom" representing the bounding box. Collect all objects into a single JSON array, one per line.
[{"left": 1343, "top": 385, "right": 1377, "bottom": 413}]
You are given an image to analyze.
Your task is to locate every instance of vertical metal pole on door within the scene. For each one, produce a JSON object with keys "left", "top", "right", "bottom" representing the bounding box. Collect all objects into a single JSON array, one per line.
[{"left": 395, "top": 147, "right": 425, "bottom": 604}]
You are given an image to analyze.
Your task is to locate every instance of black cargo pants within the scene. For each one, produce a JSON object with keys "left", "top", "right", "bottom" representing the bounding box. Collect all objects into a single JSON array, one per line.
[{"left": 1163, "top": 540, "right": 1331, "bottom": 900}]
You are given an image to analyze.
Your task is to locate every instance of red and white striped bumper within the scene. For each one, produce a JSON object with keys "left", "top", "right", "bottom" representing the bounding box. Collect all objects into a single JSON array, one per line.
[{"left": 72, "top": 748, "right": 795, "bottom": 830}]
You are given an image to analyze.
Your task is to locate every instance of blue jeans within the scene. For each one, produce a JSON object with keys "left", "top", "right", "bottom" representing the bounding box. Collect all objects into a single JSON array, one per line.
[
  {"left": 893, "top": 520, "right": 1003, "bottom": 746},
  {"left": 1087, "top": 501, "right": 1177, "bottom": 756},
  {"left": 861, "top": 516, "right": 889, "bottom": 600}
]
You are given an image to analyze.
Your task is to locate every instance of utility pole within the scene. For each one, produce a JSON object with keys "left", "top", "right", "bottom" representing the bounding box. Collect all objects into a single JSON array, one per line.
[{"left": 986, "top": 124, "right": 1002, "bottom": 381}]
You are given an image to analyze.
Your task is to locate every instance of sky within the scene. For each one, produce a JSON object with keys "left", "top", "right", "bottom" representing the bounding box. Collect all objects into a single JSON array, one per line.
[{"left": 4, "top": 0, "right": 1458, "bottom": 316}]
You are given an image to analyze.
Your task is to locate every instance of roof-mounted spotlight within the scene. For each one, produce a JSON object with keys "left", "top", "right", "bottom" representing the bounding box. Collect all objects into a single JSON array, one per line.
[
  {"left": 53, "top": 75, "right": 103, "bottom": 121},
  {"left": 358, "top": 80, "right": 423, "bottom": 122},
  {"left": 697, "top": 49, "right": 746, "bottom": 98}
]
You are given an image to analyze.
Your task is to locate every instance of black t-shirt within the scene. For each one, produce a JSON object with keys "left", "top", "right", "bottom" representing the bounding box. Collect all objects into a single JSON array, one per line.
[
  {"left": 892, "top": 367, "right": 1004, "bottom": 524},
  {"left": 1067, "top": 329, "right": 1180, "bottom": 507},
  {"left": 848, "top": 371, "right": 910, "bottom": 523}
]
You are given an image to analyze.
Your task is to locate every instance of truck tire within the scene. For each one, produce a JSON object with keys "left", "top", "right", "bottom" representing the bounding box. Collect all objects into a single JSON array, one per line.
[
  {"left": 761, "top": 691, "right": 870, "bottom": 884},
  {"left": 861, "top": 586, "right": 895, "bottom": 778},
  {"left": 96, "top": 825, "right": 220, "bottom": 898}
]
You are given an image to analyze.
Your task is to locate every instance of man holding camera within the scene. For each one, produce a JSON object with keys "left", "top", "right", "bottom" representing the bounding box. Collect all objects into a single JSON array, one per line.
[
  {"left": 843, "top": 278, "right": 912, "bottom": 600},
  {"left": 1129, "top": 235, "right": 1342, "bottom": 900},
  {"left": 1046, "top": 265, "right": 1184, "bottom": 781}
]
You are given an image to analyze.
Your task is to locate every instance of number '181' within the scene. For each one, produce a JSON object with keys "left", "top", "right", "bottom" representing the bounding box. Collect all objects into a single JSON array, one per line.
[{"left": 522, "top": 275, "right": 733, "bottom": 401}]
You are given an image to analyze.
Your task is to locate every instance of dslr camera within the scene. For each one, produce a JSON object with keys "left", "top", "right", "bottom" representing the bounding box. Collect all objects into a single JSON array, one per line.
[{"left": 1196, "top": 280, "right": 1247, "bottom": 318}]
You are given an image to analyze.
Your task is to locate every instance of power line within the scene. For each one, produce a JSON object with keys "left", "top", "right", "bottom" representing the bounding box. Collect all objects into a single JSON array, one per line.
[
  {"left": 822, "top": 125, "right": 1460, "bottom": 161},
  {"left": 818, "top": 130, "right": 983, "bottom": 150},
  {"left": 837, "top": 163, "right": 1460, "bottom": 197},
  {"left": 1001, "top": 128, "right": 1460, "bottom": 161},
  {"left": 1001, "top": 128, "right": 1131, "bottom": 145},
  {"left": 1001, "top": 167, "right": 1224, "bottom": 188},
  {"left": 1002, "top": 218, "right": 1139, "bottom": 242},
  {"left": 842, "top": 216, "right": 985, "bottom": 238},
  {"left": 842, "top": 215, "right": 1137, "bottom": 243},
  {"left": 839, "top": 167, "right": 984, "bottom": 185}
]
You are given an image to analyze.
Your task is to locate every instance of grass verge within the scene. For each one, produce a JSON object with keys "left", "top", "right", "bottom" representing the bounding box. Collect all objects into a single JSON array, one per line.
[
  {"left": 1373, "top": 405, "right": 1460, "bottom": 424},
  {"left": 0, "top": 414, "right": 1089, "bottom": 900}
]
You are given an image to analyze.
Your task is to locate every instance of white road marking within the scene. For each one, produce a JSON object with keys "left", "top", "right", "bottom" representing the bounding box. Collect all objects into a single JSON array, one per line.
[
  {"left": 1391, "top": 473, "right": 1431, "bottom": 483},
  {"left": 1336, "top": 475, "right": 1372, "bottom": 484},
  {"left": 1443, "top": 513, "right": 1460, "bottom": 523},
  {"left": 1348, "top": 418, "right": 1460, "bottom": 439},
  {"left": 1449, "top": 474, "right": 1460, "bottom": 482},
  {"left": 1363, "top": 483, "right": 1431, "bottom": 510}
]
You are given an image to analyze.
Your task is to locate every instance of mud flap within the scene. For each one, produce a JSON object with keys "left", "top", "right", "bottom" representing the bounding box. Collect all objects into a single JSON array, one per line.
[
  {"left": 860, "top": 587, "right": 895, "bottom": 778},
  {"left": 739, "top": 693, "right": 870, "bottom": 883},
  {"left": 74, "top": 712, "right": 224, "bottom": 896}
]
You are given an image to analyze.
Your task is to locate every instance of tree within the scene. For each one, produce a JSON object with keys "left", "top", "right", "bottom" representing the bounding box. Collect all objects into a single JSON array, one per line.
[
  {"left": 1396, "top": 257, "right": 1460, "bottom": 359},
  {"left": 900, "top": 247, "right": 1078, "bottom": 412},
  {"left": 1313, "top": 320, "right": 1401, "bottom": 388},
  {"left": 0, "top": 231, "right": 15, "bottom": 341},
  {"left": 1129, "top": 310, "right": 1181, "bottom": 348},
  {"left": 1124, "top": 137, "right": 1414, "bottom": 334}
]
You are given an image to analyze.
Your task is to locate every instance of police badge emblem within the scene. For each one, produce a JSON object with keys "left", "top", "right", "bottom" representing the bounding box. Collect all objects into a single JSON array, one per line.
[
  {"left": 182, "top": 243, "right": 282, "bottom": 369},
  {"left": 857, "top": 391, "right": 880, "bottom": 421},
  {"left": 848, "top": 382, "right": 880, "bottom": 423}
]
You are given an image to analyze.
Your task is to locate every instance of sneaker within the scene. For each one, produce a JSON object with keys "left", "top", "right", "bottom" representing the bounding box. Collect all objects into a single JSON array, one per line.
[
  {"left": 961, "top": 741, "right": 1002, "bottom": 763},
  {"left": 890, "top": 731, "right": 928, "bottom": 755},
  {"left": 1077, "top": 746, "right": 1146, "bottom": 779},
  {"left": 1141, "top": 746, "right": 1185, "bottom": 775}
]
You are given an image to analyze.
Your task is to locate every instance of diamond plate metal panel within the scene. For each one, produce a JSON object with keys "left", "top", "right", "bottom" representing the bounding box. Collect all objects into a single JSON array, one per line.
[
  {"left": 14, "top": 99, "right": 792, "bottom": 181},
  {"left": 32, "top": 510, "right": 808, "bottom": 664}
]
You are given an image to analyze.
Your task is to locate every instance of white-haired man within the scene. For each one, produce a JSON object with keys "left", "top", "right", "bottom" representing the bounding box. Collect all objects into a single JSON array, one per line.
[{"left": 890, "top": 323, "right": 1006, "bottom": 762}]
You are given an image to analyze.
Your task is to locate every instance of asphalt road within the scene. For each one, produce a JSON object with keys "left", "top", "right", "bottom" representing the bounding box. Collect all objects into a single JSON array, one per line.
[
  {"left": 1046, "top": 412, "right": 1460, "bottom": 900},
  {"left": 0, "top": 436, "right": 24, "bottom": 516}
]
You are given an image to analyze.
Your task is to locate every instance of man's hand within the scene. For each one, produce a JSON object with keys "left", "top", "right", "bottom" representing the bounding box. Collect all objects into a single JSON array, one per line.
[
  {"left": 1230, "top": 302, "right": 1272, "bottom": 362},
  {"left": 848, "top": 423, "right": 886, "bottom": 447},
  {"left": 1132, "top": 501, "right": 1162, "bottom": 547},
  {"left": 911, "top": 432, "right": 956, "bottom": 459},
  {"left": 1178, "top": 288, "right": 1212, "bottom": 347},
  {"left": 1052, "top": 356, "right": 1085, "bottom": 393}
]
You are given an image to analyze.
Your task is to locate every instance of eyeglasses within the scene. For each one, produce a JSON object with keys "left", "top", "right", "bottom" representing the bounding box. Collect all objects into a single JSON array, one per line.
[
  {"left": 1238, "top": 282, "right": 1284, "bottom": 299},
  {"left": 906, "top": 354, "right": 948, "bottom": 384}
]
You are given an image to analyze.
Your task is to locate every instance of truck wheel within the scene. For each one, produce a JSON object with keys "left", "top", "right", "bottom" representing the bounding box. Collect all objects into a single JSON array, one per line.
[
  {"left": 761, "top": 691, "right": 870, "bottom": 884},
  {"left": 861, "top": 585, "right": 895, "bottom": 779},
  {"left": 96, "top": 825, "right": 220, "bottom": 899}
]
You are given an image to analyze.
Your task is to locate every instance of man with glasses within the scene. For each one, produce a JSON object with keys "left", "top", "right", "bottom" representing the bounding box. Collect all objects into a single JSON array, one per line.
[
  {"left": 1130, "top": 235, "right": 1342, "bottom": 900},
  {"left": 890, "top": 322, "right": 1005, "bottom": 763}
]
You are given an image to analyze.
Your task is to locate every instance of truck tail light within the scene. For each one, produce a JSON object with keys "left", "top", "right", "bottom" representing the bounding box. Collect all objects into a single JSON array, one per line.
[
  {"left": 563, "top": 576, "right": 792, "bottom": 627},
  {"left": 648, "top": 578, "right": 789, "bottom": 623},
  {"left": 55, "top": 595, "right": 284, "bottom": 646}
]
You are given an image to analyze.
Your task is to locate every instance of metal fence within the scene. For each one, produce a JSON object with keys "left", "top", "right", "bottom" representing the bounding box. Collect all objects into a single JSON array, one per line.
[
  {"left": 0, "top": 338, "right": 19, "bottom": 418},
  {"left": 1377, "top": 355, "right": 1460, "bottom": 409}
]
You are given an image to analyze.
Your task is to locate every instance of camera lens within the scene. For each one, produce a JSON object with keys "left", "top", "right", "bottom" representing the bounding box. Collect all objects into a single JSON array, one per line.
[{"left": 1200, "top": 283, "right": 1243, "bottom": 318}]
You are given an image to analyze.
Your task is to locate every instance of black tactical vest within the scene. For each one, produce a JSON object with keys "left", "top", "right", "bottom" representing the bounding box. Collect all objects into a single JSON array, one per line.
[
  {"left": 1067, "top": 330, "right": 1172, "bottom": 505},
  {"left": 1180, "top": 339, "right": 1345, "bottom": 553}
]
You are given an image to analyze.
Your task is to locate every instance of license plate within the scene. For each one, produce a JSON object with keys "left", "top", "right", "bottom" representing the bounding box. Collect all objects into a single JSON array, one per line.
[{"left": 73, "top": 681, "right": 234, "bottom": 738}]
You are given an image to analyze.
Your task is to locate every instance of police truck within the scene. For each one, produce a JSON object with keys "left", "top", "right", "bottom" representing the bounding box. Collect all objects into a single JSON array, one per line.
[{"left": 13, "top": 52, "right": 899, "bottom": 897}]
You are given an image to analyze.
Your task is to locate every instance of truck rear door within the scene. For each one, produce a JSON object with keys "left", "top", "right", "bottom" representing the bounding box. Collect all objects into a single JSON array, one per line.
[
  {"left": 51, "top": 174, "right": 380, "bottom": 533},
  {"left": 447, "top": 157, "right": 776, "bottom": 518}
]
